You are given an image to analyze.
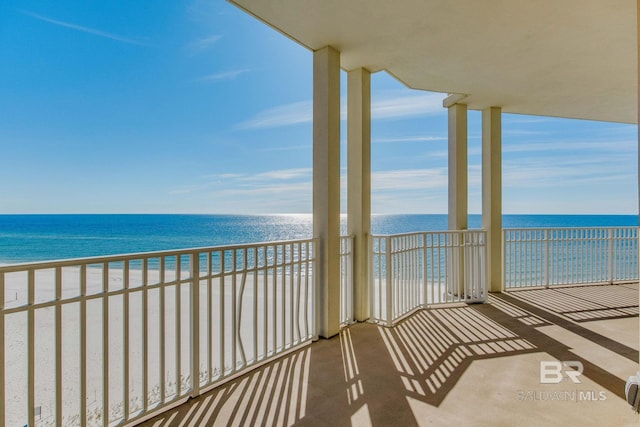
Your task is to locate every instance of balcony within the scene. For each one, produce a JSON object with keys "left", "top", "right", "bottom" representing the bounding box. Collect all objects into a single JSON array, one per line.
[
  {"left": 0, "top": 227, "right": 638, "bottom": 426},
  {"left": 139, "top": 283, "right": 639, "bottom": 427}
]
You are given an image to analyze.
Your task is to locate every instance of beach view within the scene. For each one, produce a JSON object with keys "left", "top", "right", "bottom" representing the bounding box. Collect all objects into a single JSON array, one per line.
[{"left": 1, "top": 0, "right": 639, "bottom": 426}]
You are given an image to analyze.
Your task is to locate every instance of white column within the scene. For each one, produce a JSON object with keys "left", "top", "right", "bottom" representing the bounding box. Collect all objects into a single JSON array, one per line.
[
  {"left": 447, "top": 102, "right": 468, "bottom": 296},
  {"left": 313, "top": 46, "right": 341, "bottom": 338},
  {"left": 448, "top": 103, "right": 468, "bottom": 230},
  {"left": 482, "top": 107, "right": 503, "bottom": 293},
  {"left": 347, "top": 68, "right": 371, "bottom": 322}
]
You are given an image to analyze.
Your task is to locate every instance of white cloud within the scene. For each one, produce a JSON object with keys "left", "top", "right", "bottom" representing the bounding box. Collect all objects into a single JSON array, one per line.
[
  {"left": 236, "top": 91, "right": 445, "bottom": 130},
  {"left": 502, "top": 156, "right": 635, "bottom": 188},
  {"left": 22, "top": 11, "right": 148, "bottom": 46},
  {"left": 372, "top": 168, "right": 448, "bottom": 191},
  {"left": 167, "top": 168, "right": 313, "bottom": 213},
  {"left": 187, "top": 34, "right": 222, "bottom": 53},
  {"left": 198, "top": 69, "right": 251, "bottom": 82},
  {"left": 372, "top": 92, "right": 443, "bottom": 120},
  {"left": 373, "top": 136, "right": 446, "bottom": 144},
  {"left": 236, "top": 101, "right": 312, "bottom": 129},
  {"left": 238, "top": 168, "right": 311, "bottom": 181},
  {"left": 256, "top": 144, "right": 310, "bottom": 152},
  {"left": 504, "top": 139, "right": 636, "bottom": 153}
]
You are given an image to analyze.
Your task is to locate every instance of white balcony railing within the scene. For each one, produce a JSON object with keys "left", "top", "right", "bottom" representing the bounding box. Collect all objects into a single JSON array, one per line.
[
  {"left": 3, "top": 225, "right": 638, "bottom": 426},
  {"left": 503, "top": 227, "right": 639, "bottom": 289},
  {"left": 370, "top": 230, "right": 487, "bottom": 326},
  {"left": 0, "top": 239, "right": 316, "bottom": 427}
]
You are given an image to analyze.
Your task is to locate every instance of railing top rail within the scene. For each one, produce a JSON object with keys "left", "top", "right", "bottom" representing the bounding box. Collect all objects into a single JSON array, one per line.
[
  {"left": 0, "top": 237, "right": 318, "bottom": 272},
  {"left": 370, "top": 229, "right": 486, "bottom": 239},
  {"left": 503, "top": 226, "right": 638, "bottom": 231}
]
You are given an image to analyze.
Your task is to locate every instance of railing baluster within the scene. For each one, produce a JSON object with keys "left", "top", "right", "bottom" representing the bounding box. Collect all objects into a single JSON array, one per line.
[
  {"left": 295, "top": 244, "right": 302, "bottom": 342},
  {"left": 0, "top": 272, "right": 4, "bottom": 427},
  {"left": 280, "top": 245, "right": 286, "bottom": 350},
  {"left": 207, "top": 252, "right": 213, "bottom": 383},
  {"left": 272, "top": 245, "right": 277, "bottom": 353},
  {"left": 231, "top": 250, "right": 237, "bottom": 371},
  {"left": 219, "top": 250, "right": 225, "bottom": 378},
  {"left": 80, "top": 264, "right": 87, "bottom": 425},
  {"left": 143, "top": 258, "right": 149, "bottom": 411},
  {"left": 55, "top": 267, "right": 62, "bottom": 426},
  {"left": 263, "top": 247, "right": 268, "bottom": 357},
  {"left": 609, "top": 227, "right": 615, "bottom": 283},
  {"left": 253, "top": 248, "right": 259, "bottom": 360},
  {"left": 385, "top": 237, "right": 392, "bottom": 326},
  {"left": 124, "top": 261, "right": 130, "bottom": 421},
  {"left": 544, "top": 229, "right": 549, "bottom": 288},
  {"left": 190, "top": 252, "right": 200, "bottom": 398},
  {"left": 27, "top": 269, "right": 35, "bottom": 427},
  {"left": 288, "top": 244, "right": 294, "bottom": 345},
  {"left": 103, "top": 263, "right": 109, "bottom": 427},
  {"left": 175, "top": 257, "right": 181, "bottom": 395},
  {"left": 159, "top": 257, "right": 166, "bottom": 403}
]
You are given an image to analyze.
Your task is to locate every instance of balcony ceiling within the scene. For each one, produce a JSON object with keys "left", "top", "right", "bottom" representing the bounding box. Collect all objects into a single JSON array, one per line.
[{"left": 230, "top": 0, "right": 637, "bottom": 124}]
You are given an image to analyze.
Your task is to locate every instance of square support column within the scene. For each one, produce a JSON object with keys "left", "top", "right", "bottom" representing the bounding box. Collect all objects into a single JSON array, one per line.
[
  {"left": 347, "top": 68, "right": 371, "bottom": 322},
  {"left": 482, "top": 107, "right": 503, "bottom": 293},
  {"left": 313, "top": 46, "right": 341, "bottom": 338},
  {"left": 448, "top": 103, "right": 468, "bottom": 230},
  {"left": 448, "top": 103, "right": 468, "bottom": 297}
]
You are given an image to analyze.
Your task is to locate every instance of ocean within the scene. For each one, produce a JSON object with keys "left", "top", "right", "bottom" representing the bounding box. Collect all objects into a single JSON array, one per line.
[{"left": 0, "top": 214, "right": 637, "bottom": 265}]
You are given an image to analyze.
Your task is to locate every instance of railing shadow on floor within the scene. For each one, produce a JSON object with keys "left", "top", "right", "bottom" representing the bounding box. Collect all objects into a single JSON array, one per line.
[
  {"left": 504, "top": 283, "right": 639, "bottom": 323},
  {"left": 495, "top": 283, "right": 639, "bottom": 363},
  {"left": 137, "top": 284, "right": 639, "bottom": 426},
  {"left": 375, "top": 306, "right": 540, "bottom": 407},
  {"left": 138, "top": 346, "right": 313, "bottom": 427}
]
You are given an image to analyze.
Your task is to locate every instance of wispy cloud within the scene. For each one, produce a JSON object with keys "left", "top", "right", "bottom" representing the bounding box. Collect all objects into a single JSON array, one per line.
[
  {"left": 373, "top": 135, "right": 446, "bottom": 144},
  {"left": 503, "top": 156, "right": 635, "bottom": 188},
  {"left": 187, "top": 34, "right": 222, "bottom": 53},
  {"left": 171, "top": 168, "right": 311, "bottom": 195},
  {"left": 372, "top": 92, "right": 443, "bottom": 120},
  {"left": 503, "top": 116, "right": 551, "bottom": 125},
  {"left": 256, "top": 144, "right": 310, "bottom": 153},
  {"left": 169, "top": 168, "right": 314, "bottom": 213},
  {"left": 502, "top": 129, "right": 549, "bottom": 137},
  {"left": 197, "top": 68, "right": 251, "bottom": 82},
  {"left": 372, "top": 168, "right": 448, "bottom": 191},
  {"left": 504, "top": 139, "right": 637, "bottom": 154},
  {"left": 238, "top": 168, "right": 311, "bottom": 181},
  {"left": 236, "top": 101, "right": 312, "bottom": 129},
  {"left": 22, "top": 11, "right": 148, "bottom": 46},
  {"left": 236, "top": 91, "right": 445, "bottom": 130}
]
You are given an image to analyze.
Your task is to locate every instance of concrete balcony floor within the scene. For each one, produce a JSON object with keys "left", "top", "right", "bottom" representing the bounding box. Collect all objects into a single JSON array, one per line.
[{"left": 139, "top": 283, "right": 639, "bottom": 427}]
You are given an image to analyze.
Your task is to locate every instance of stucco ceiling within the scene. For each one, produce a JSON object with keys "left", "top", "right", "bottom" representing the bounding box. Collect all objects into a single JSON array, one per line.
[{"left": 230, "top": 0, "right": 637, "bottom": 124}]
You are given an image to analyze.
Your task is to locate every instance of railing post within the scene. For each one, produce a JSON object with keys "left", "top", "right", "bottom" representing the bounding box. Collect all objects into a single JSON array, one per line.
[
  {"left": 461, "top": 231, "right": 468, "bottom": 298},
  {"left": 422, "top": 233, "right": 428, "bottom": 308},
  {"left": 190, "top": 252, "right": 201, "bottom": 398},
  {"left": 608, "top": 227, "right": 615, "bottom": 284},
  {"left": 369, "top": 234, "right": 376, "bottom": 322},
  {"left": 501, "top": 229, "right": 506, "bottom": 291},
  {"left": 0, "top": 273, "right": 4, "bottom": 427},
  {"left": 544, "top": 229, "right": 550, "bottom": 288},
  {"left": 385, "top": 237, "right": 393, "bottom": 327}
]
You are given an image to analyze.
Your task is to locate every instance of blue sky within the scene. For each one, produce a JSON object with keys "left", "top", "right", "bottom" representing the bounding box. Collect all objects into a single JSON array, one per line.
[{"left": 0, "top": 0, "right": 637, "bottom": 215}]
